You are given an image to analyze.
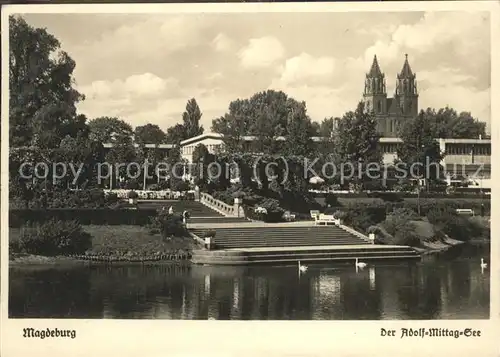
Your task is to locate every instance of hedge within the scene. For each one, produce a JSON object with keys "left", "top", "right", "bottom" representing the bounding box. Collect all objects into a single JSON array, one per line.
[
  {"left": 9, "top": 208, "right": 158, "bottom": 227},
  {"left": 327, "top": 199, "right": 490, "bottom": 221},
  {"left": 312, "top": 191, "right": 491, "bottom": 200}
]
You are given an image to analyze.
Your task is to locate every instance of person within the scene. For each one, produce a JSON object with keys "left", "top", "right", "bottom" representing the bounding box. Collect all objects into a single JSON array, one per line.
[
  {"left": 168, "top": 206, "right": 174, "bottom": 215},
  {"left": 481, "top": 203, "right": 485, "bottom": 216}
]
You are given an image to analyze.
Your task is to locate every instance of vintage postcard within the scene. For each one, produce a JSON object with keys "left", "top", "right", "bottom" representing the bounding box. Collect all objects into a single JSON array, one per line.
[{"left": 1, "top": 1, "right": 498, "bottom": 356}]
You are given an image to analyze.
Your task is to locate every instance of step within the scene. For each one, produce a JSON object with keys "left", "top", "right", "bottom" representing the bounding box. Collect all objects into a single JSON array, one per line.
[
  {"left": 212, "top": 243, "right": 369, "bottom": 247},
  {"left": 193, "top": 250, "right": 419, "bottom": 261},
  {"left": 191, "top": 254, "right": 421, "bottom": 265},
  {"left": 192, "top": 246, "right": 416, "bottom": 256}
]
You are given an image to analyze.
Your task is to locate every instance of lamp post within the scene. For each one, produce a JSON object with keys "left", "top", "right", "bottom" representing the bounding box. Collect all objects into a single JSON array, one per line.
[
  {"left": 143, "top": 158, "right": 148, "bottom": 191},
  {"left": 417, "top": 143, "right": 425, "bottom": 216}
]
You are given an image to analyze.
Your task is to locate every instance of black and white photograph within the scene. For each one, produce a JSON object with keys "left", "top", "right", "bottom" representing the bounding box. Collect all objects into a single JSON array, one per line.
[{"left": 2, "top": 3, "right": 495, "bottom": 326}]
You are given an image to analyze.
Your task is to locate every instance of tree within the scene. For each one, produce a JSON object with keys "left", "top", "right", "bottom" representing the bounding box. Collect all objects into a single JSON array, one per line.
[
  {"left": 134, "top": 124, "right": 166, "bottom": 145},
  {"left": 88, "top": 117, "right": 133, "bottom": 143},
  {"left": 9, "top": 16, "right": 86, "bottom": 148},
  {"left": 166, "top": 124, "right": 187, "bottom": 145},
  {"left": 211, "top": 90, "right": 316, "bottom": 156},
  {"left": 211, "top": 113, "right": 248, "bottom": 154},
  {"left": 105, "top": 135, "right": 137, "bottom": 189},
  {"left": 192, "top": 144, "right": 215, "bottom": 187},
  {"left": 397, "top": 110, "right": 445, "bottom": 182},
  {"left": 310, "top": 121, "right": 321, "bottom": 136},
  {"left": 331, "top": 102, "right": 382, "bottom": 189},
  {"left": 319, "top": 117, "right": 337, "bottom": 138},
  {"left": 424, "top": 106, "right": 486, "bottom": 139},
  {"left": 182, "top": 98, "right": 204, "bottom": 139},
  {"left": 282, "top": 102, "right": 316, "bottom": 157}
]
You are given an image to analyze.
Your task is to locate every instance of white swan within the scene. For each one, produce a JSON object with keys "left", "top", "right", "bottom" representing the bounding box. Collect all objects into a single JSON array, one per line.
[
  {"left": 481, "top": 258, "right": 487, "bottom": 270},
  {"left": 355, "top": 258, "right": 367, "bottom": 269},
  {"left": 298, "top": 260, "right": 308, "bottom": 273}
]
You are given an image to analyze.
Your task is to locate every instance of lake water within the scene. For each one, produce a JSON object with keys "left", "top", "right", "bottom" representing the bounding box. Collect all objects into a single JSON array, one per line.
[{"left": 9, "top": 244, "right": 490, "bottom": 320}]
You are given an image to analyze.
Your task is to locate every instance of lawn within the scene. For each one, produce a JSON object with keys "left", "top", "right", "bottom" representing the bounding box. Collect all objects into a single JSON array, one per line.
[{"left": 9, "top": 225, "right": 197, "bottom": 260}]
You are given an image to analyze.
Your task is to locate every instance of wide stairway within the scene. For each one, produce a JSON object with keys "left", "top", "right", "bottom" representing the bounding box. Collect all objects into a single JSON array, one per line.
[
  {"left": 189, "top": 212, "right": 421, "bottom": 265},
  {"left": 190, "top": 226, "right": 370, "bottom": 249}
]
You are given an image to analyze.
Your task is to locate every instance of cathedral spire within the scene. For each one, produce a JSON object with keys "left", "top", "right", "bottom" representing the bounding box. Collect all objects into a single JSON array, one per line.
[
  {"left": 368, "top": 55, "right": 383, "bottom": 77},
  {"left": 398, "top": 53, "right": 413, "bottom": 78}
]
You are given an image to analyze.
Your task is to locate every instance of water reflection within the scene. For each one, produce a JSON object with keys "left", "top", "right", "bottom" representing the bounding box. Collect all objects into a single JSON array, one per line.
[{"left": 9, "top": 246, "right": 490, "bottom": 320}]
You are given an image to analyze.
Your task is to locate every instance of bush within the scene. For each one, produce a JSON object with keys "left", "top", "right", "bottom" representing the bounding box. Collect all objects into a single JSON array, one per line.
[
  {"left": 160, "top": 214, "right": 188, "bottom": 239},
  {"left": 171, "top": 179, "right": 190, "bottom": 192},
  {"left": 158, "top": 180, "right": 170, "bottom": 190},
  {"left": 324, "top": 193, "right": 340, "bottom": 207},
  {"left": 342, "top": 205, "right": 388, "bottom": 233},
  {"left": 9, "top": 208, "right": 157, "bottom": 227},
  {"left": 127, "top": 190, "right": 139, "bottom": 199},
  {"left": 16, "top": 219, "right": 92, "bottom": 256},
  {"left": 425, "top": 205, "right": 486, "bottom": 242},
  {"left": 232, "top": 191, "right": 246, "bottom": 199},
  {"left": 148, "top": 184, "right": 161, "bottom": 191},
  {"left": 367, "top": 225, "right": 380, "bottom": 234},
  {"left": 16, "top": 189, "right": 122, "bottom": 209},
  {"left": 369, "top": 192, "right": 403, "bottom": 202},
  {"left": 125, "top": 179, "right": 140, "bottom": 190},
  {"left": 148, "top": 210, "right": 189, "bottom": 238},
  {"left": 394, "top": 221, "right": 420, "bottom": 247},
  {"left": 333, "top": 210, "right": 347, "bottom": 220}
]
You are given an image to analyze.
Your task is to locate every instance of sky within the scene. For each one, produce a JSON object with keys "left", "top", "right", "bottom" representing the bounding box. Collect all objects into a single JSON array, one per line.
[{"left": 20, "top": 10, "right": 491, "bottom": 133}]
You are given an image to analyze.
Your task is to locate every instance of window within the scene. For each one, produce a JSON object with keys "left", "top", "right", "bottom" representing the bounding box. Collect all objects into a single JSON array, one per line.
[{"left": 377, "top": 100, "right": 382, "bottom": 113}]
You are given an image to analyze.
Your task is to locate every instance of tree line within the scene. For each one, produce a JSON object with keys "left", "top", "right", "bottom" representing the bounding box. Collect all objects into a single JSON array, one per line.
[{"left": 9, "top": 15, "right": 488, "bottom": 196}]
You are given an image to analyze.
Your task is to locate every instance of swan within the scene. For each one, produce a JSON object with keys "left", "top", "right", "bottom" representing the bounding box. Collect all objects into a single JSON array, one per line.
[
  {"left": 298, "top": 260, "right": 308, "bottom": 273},
  {"left": 481, "top": 258, "right": 487, "bottom": 270},
  {"left": 355, "top": 258, "right": 367, "bottom": 269}
]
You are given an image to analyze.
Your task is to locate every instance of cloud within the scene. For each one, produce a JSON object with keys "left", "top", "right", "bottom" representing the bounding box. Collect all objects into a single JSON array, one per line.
[
  {"left": 79, "top": 73, "right": 178, "bottom": 100},
  {"left": 277, "top": 53, "right": 336, "bottom": 86},
  {"left": 69, "top": 14, "right": 218, "bottom": 82},
  {"left": 238, "top": 36, "right": 285, "bottom": 69},
  {"left": 212, "top": 33, "right": 233, "bottom": 52},
  {"left": 30, "top": 11, "right": 488, "bottom": 134},
  {"left": 420, "top": 86, "right": 490, "bottom": 129}
]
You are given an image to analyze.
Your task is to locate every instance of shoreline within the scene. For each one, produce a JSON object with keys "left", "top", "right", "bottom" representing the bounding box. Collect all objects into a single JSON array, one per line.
[
  {"left": 10, "top": 238, "right": 490, "bottom": 268},
  {"left": 9, "top": 254, "right": 192, "bottom": 269}
]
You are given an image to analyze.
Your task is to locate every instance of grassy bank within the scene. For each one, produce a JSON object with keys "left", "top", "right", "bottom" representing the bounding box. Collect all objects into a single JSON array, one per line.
[{"left": 9, "top": 225, "right": 198, "bottom": 265}]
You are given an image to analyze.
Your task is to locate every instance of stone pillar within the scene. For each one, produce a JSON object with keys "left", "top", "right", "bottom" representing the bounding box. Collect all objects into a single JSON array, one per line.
[
  {"left": 233, "top": 198, "right": 242, "bottom": 217},
  {"left": 439, "top": 138, "right": 446, "bottom": 166}
]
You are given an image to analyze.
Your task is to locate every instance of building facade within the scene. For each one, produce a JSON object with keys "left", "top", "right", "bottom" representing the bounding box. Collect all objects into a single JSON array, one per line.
[
  {"left": 363, "top": 54, "right": 419, "bottom": 137},
  {"left": 178, "top": 133, "right": 491, "bottom": 187}
]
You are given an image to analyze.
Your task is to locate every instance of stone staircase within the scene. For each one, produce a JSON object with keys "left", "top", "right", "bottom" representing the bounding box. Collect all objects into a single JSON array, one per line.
[
  {"left": 191, "top": 245, "right": 421, "bottom": 265},
  {"left": 190, "top": 226, "right": 370, "bottom": 249}
]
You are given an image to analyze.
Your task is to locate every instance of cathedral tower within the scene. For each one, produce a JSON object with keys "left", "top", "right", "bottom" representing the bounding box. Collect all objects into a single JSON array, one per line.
[
  {"left": 363, "top": 55, "right": 387, "bottom": 115},
  {"left": 395, "top": 54, "right": 418, "bottom": 117}
]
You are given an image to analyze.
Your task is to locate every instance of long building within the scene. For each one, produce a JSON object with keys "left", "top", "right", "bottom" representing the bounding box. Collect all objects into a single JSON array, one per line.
[{"left": 178, "top": 133, "right": 491, "bottom": 188}]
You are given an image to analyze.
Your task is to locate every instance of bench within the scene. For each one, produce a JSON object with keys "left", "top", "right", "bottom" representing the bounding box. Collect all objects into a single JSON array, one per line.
[
  {"left": 456, "top": 209, "right": 475, "bottom": 216},
  {"left": 315, "top": 214, "right": 340, "bottom": 226},
  {"left": 310, "top": 210, "right": 320, "bottom": 219}
]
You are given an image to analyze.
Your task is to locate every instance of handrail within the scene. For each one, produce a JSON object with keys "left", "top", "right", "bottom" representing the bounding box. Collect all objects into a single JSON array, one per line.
[
  {"left": 338, "top": 223, "right": 372, "bottom": 243},
  {"left": 200, "top": 192, "right": 235, "bottom": 216}
]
